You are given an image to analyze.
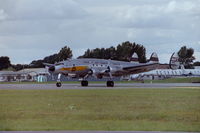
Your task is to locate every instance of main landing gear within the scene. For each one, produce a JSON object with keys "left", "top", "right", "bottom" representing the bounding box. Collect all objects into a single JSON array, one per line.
[
  {"left": 81, "top": 80, "right": 88, "bottom": 86},
  {"left": 55, "top": 73, "right": 114, "bottom": 87},
  {"left": 81, "top": 80, "right": 114, "bottom": 87},
  {"left": 106, "top": 80, "right": 114, "bottom": 87}
]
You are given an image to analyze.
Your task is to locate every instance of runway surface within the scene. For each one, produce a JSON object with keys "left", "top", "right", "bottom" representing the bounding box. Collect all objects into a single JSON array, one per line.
[{"left": 0, "top": 83, "right": 199, "bottom": 90}]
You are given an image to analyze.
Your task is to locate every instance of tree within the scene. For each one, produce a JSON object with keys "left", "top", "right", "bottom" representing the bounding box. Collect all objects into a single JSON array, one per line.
[
  {"left": 178, "top": 46, "right": 195, "bottom": 69},
  {"left": 58, "top": 46, "right": 73, "bottom": 61},
  {"left": 29, "top": 46, "right": 73, "bottom": 68},
  {"left": 12, "top": 64, "right": 23, "bottom": 71},
  {"left": 79, "top": 41, "right": 147, "bottom": 63},
  {"left": 116, "top": 41, "right": 146, "bottom": 62},
  {"left": 116, "top": 41, "right": 133, "bottom": 61},
  {"left": 0, "top": 56, "right": 11, "bottom": 70},
  {"left": 78, "top": 47, "right": 117, "bottom": 59},
  {"left": 30, "top": 60, "right": 44, "bottom": 68},
  {"left": 194, "top": 61, "right": 200, "bottom": 66},
  {"left": 43, "top": 54, "right": 59, "bottom": 64}
]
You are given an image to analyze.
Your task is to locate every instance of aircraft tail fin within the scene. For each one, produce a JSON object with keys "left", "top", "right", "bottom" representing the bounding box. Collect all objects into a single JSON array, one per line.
[
  {"left": 130, "top": 53, "right": 139, "bottom": 63},
  {"left": 149, "top": 52, "right": 159, "bottom": 63},
  {"left": 169, "top": 52, "right": 180, "bottom": 69}
]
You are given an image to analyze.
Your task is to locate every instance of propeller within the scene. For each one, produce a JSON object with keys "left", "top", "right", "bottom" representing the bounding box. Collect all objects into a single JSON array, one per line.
[{"left": 44, "top": 63, "right": 56, "bottom": 80}]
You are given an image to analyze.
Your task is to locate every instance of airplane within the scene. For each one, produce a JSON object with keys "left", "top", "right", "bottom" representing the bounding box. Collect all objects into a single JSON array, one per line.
[
  {"left": 130, "top": 52, "right": 200, "bottom": 80},
  {"left": 44, "top": 52, "right": 160, "bottom": 87}
]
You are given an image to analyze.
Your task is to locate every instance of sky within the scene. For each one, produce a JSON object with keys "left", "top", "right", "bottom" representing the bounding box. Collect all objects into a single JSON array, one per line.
[{"left": 0, "top": 0, "right": 199, "bottom": 64}]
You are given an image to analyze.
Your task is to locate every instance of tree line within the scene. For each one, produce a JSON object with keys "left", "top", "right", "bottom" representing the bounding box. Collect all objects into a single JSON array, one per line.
[
  {"left": 0, "top": 56, "right": 11, "bottom": 70},
  {"left": 0, "top": 46, "right": 72, "bottom": 71},
  {"left": 177, "top": 46, "right": 196, "bottom": 69},
  {"left": 78, "top": 41, "right": 146, "bottom": 63},
  {"left": 30, "top": 46, "right": 72, "bottom": 68}
]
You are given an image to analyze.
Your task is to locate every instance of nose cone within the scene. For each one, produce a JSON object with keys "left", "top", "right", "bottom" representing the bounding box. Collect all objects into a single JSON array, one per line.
[{"left": 49, "top": 66, "right": 55, "bottom": 72}]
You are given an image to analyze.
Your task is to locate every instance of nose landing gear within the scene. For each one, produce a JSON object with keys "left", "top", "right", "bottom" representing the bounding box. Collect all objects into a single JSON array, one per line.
[
  {"left": 81, "top": 80, "right": 88, "bottom": 86},
  {"left": 56, "top": 73, "right": 62, "bottom": 87},
  {"left": 56, "top": 82, "right": 62, "bottom": 87}
]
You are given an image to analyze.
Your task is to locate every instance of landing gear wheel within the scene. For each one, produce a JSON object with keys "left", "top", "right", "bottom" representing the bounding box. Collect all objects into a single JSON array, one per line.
[
  {"left": 56, "top": 82, "right": 62, "bottom": 87},
  {"left": 81, "top": 80, "right": 88, "bottom": 86},
  {"left": 107, "top": 81, "right": 114, "bottom": 87}
]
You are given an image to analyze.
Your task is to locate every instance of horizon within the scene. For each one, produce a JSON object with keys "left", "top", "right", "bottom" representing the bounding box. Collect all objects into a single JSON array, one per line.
[
  {"left": 5, "top": 43, "right": 200, "bottom": 65},
  {"left": 7, "top": 44, "right": 200, "bottom": 65}
]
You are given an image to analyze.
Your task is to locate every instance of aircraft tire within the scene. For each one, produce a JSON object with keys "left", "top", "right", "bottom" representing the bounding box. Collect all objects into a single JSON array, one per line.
[
  {"left": 56, "top": 82, "right": 62, "bottom": 87},
  {"left": 81, "top": 80, "right": 88, "bottom": 86},
  {"left": 107, "top": 81, "right": 114, "bottom": 87}
]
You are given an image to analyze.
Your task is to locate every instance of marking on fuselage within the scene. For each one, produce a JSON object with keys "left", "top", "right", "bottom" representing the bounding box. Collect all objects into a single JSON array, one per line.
[{"left": 60, "top": 66, "right": 89, "bottom": 72}]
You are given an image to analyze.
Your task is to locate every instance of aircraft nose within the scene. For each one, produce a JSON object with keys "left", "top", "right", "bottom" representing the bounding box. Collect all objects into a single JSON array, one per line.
[{"left": 49, "top": 66, "right": 55, "bottom": 72}]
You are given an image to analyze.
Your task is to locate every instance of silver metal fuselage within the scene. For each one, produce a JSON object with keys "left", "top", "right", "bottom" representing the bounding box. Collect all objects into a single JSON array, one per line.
[{"left": 53, "top": 58, "right": 159, "bottom": 78}]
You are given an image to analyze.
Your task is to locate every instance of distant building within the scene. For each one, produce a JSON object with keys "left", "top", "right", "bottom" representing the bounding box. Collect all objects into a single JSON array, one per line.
[
  {"left": 0, "top": 68, "right": 49, "bottom": 82},
  {"left": 0, "top": 71, "right": 28, "bottom": 82}
]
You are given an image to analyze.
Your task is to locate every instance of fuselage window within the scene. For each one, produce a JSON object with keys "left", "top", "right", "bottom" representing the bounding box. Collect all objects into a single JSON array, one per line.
[
  {"left": 175, "top": 71, "right": 177, "bottom": 75},
  {"left": 156, "top": 71, "right": 159, "bottom": 75},
  {"left": 165, "top": 71, "right": 167, "bottom": 75}
]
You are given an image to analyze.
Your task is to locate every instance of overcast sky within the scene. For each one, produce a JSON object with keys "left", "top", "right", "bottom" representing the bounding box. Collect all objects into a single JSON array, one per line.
[{"left": 0, "top": 0, "right": 199, "bottom": 64}]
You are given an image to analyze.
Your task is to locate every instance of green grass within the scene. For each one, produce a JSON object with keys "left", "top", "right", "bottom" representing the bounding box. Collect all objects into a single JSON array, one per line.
[{"left": 0, "top": 88, "right": 200, "bottom": 131}]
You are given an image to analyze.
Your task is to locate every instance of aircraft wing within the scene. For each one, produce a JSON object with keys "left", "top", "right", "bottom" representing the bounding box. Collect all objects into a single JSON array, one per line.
[
  {"left": 123, "top": 63, "right": 159, "bottom": 74},
  {"left": 122, "top": 52, "right": 159, "bottom": 74}
]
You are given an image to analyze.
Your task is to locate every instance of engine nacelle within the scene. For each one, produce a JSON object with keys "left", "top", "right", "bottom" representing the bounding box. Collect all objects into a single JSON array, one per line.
[
  {"left": 97, "top": 74, "right": 103, "bottom": 79},
  {"left": 89, "top": 69, "right": 103, "bottom": 79}
]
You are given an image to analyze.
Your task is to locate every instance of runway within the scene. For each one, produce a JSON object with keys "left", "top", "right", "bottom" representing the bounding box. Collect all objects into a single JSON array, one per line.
[{"left": 0, "top": 83, "right": 199, "bottom": 90}]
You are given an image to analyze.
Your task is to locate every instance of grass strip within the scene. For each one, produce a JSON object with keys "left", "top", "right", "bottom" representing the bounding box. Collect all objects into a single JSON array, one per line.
[{"left": 0, "top": 88, "right": 200, "bottom": 131}]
